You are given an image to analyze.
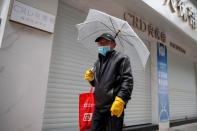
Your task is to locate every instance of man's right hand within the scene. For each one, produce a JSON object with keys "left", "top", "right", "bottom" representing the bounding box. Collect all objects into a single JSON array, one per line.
[{"left": 84, "top": 69, "right": 94, "bottom": 81}]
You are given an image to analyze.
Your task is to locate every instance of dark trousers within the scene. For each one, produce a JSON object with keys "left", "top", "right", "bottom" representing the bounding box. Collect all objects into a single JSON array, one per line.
[{"left": 90, "top": 108, "right": 124, "bottom": 131}]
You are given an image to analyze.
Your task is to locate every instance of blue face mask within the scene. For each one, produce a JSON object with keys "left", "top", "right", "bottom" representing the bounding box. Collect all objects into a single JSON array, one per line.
[{"left": 98, "top": 46, "right": 111, "bottom": 56}]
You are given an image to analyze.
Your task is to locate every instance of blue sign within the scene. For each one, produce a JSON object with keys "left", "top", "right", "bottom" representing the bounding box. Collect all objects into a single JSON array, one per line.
[{"left": 157, "top": 42, "right": 169, "bottom": 122}]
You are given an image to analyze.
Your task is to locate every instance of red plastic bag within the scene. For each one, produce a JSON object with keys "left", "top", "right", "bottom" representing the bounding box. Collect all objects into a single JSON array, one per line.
[{"left": 79, "top": 87, "right": 95, "bottom": 131}]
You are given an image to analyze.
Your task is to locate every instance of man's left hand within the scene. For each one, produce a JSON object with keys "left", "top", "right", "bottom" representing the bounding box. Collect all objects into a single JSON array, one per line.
[{"left": 110, "top": 96, "right": 125, "bottom": 117}]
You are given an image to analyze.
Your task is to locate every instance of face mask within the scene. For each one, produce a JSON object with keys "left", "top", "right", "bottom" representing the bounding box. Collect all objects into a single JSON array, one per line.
[{"left": 98, "top": 46, "right": 111, "bottom": 56}]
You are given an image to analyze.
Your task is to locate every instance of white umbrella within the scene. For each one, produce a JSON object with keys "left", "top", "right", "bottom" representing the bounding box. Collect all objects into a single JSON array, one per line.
[{"left": 76, "top": 9, "right": 150, "bottom": 68}]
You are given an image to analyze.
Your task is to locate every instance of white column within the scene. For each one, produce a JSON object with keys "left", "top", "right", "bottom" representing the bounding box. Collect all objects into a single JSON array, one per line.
[
  {"left": 151, "top": 41, "right": 159, "bottom": 124},
  {"left": 0, "top": 0, "right": 58, "bottom": 131}
]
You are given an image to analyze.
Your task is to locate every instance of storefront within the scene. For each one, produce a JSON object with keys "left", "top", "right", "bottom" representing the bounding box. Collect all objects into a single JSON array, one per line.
[
  {"left": 168, "top": 48, "right": 197, "bottom": 120},
  {"left": 142, "top": 0, "right": 197, "bottom": 128},
  {"left": 42, "top": 0, "right": 197, "bottom": 130},
  {"left": 0, "top": 0, "right": 197, "bottom": 131},
  {"left": 42, "top": 1, "right": 152, "bottom": 131}
]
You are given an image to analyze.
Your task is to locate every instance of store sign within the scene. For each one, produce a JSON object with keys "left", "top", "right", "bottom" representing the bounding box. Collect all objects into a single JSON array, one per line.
[
  {"left": 10, "top": 1, "right": 55, "bottom": 33},
  {"left": 163, "top": 0, "right": 196, "bottom": 29},
  {"left": 170, "top": 42, "right": 186, "bottom": 54},
  {"left": 124, "top": 12, "right": 167, "bottom": 43},
  {"left": 157, "top": 42, "right": 169, "bottom": 122}
]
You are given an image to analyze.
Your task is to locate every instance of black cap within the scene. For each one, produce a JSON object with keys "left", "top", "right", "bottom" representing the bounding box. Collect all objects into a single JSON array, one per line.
[{"left": 95, "top": 33, "right": 115, "bottom": 43}]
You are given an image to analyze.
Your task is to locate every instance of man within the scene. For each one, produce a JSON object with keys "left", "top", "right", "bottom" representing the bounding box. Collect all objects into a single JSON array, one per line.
[{"left": 84, "top": 33, "right": 133, "bottom": 131}]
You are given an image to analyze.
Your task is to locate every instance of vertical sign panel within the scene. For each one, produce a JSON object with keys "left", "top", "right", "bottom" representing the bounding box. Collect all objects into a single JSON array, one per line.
[{"left": 157, "top": 42, "right": 169, "bottom": 122}]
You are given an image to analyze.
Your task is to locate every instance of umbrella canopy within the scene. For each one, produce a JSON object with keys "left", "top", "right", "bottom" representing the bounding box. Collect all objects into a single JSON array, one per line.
[{"left": 76, "top": 9, "right": 150, "bottom": 68}]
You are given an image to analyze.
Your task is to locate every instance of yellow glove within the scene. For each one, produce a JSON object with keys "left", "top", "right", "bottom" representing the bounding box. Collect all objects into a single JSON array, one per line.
[
  {"left": 84, "top": 69, "right": 94, "bottom": 81},
  {"left": 110, "top": 96, "right": 125, "bottom": 117}
]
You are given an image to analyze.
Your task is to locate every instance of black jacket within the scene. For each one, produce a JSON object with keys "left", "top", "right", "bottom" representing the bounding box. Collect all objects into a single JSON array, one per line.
[{"left": 90, "top": 50, "right": 133, "bottom": 112}]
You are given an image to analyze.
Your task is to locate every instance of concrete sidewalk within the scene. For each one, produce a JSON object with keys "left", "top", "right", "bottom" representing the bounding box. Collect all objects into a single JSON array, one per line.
[{"left": 158, "top": 122, "right": 197, "bottom": 131}]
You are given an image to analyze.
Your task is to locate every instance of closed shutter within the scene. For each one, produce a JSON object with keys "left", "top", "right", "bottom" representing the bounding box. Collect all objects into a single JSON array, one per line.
[
  {"left": 168, "top": 50, "right": 197, "bottom": 120},
  {"left": 42, "top": 2, "right": 96, "bottom": 131},
  {"left": 124, "top": 39, "right": 151, "bottom": 126},
  {"left": 43, "top": 1, "right": 152, "bottom": 131}
]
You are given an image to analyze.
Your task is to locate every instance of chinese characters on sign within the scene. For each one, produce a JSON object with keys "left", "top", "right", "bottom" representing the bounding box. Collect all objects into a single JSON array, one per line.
[
  {"left": 164, "top": 0, "right": 196, "bottom": 29},
  {"left": 124, "top": 12, "right": 167, "bottom": 43},
  {"left": 170, "top": 42, "right": 186, "bottom": 54},
  {"left": 124, "top": 12, "right": 187, "bottom": 56},
  {"left": 10, "top": 1, "right": 55, "bottom": 33}
]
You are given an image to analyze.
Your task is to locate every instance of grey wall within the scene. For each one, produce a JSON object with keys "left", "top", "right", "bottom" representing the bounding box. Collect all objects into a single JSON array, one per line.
[{"left": 0, "top": 0, "right": 58, "bottom": 131}]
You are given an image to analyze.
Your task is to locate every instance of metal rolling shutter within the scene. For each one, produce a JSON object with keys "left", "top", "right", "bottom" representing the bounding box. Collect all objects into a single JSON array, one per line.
[
  {"left": 43, "top": 1, "right": 151, "bottom": 131},
  {"left": 42, "top": 2, "right": 96, "bottom": 131},
  {"left": 124, "top": 39, "right": 151, "bottom": 126},
  {"left": 168, "top": 50, "right": 197, "bottom": 120}
]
